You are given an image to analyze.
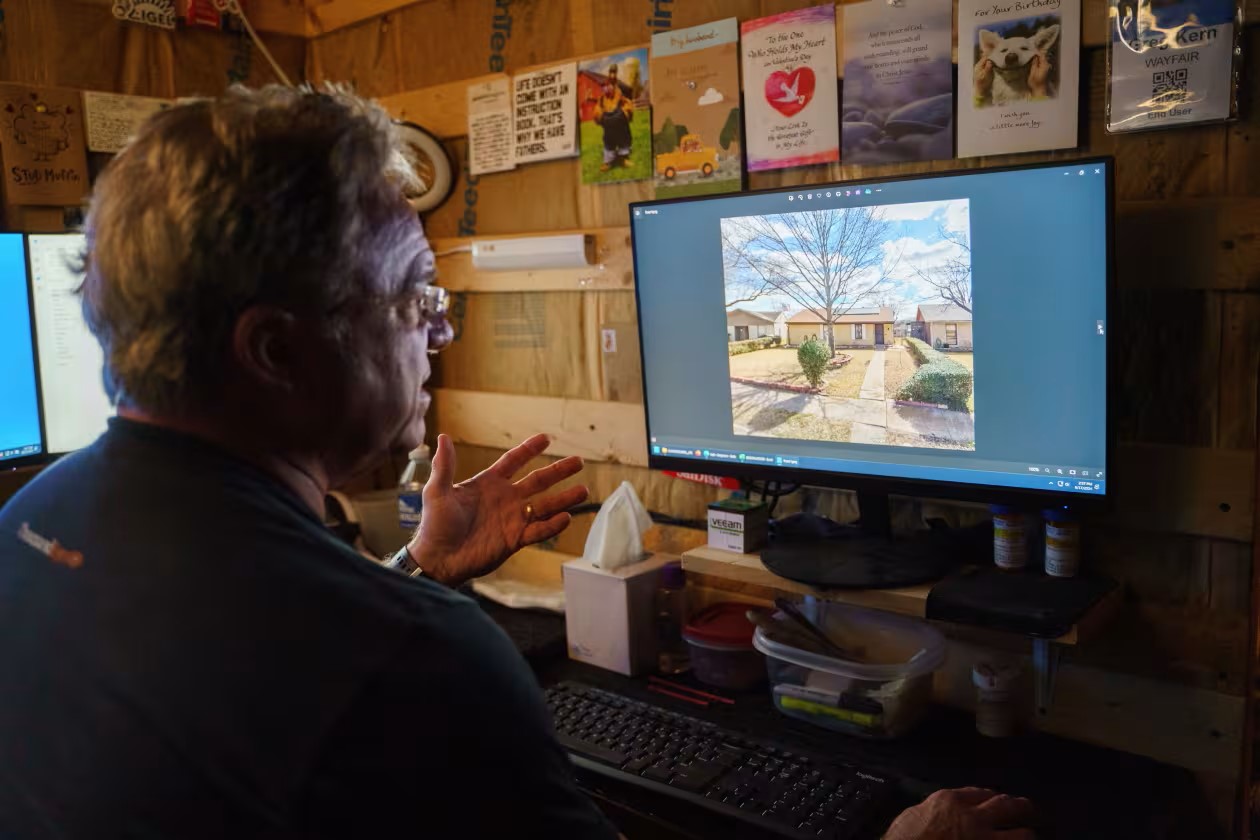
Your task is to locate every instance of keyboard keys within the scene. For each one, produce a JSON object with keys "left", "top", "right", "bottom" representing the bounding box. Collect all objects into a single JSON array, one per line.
[{"left": 547, "top": 682, "right": 890, "bottom": 840}]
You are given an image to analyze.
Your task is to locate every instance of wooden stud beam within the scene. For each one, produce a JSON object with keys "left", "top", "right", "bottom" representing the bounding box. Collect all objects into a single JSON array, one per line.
[
  {"left": 249, "top": 0, "right": 433, "bottom": 38},
  {"left": 431, "top": 389, "right": 648, "bottom": 467}
]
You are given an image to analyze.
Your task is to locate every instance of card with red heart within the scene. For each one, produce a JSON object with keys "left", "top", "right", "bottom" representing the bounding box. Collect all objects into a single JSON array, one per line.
[{"left": 740, "top": 5, "right": 840, "bottom": 172}]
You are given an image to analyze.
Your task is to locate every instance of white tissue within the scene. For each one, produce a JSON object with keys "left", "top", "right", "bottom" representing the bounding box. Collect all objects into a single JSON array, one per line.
[{"left": 581, "top": 481, "right": 653, "bottom": 571}]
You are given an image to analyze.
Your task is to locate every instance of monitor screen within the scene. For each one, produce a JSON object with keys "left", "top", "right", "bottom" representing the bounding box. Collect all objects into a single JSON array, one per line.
[
  {"left": 28, "top": 233, "right": 113, "bottom": 455},
  {"left": 631, "top": 159, "right": 1111, "bottom": 502},
  {"left": 0, "top": 233, "right": 43, "bottom": 465}
]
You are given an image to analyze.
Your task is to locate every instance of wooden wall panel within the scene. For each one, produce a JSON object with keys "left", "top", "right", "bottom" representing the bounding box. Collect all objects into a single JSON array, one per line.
[{"left": 0, "top": 1, "right": 304, "bottom": 97}]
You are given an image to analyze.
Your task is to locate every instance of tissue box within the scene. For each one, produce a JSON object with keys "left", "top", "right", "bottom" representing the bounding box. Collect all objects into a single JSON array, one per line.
[
  {"left": 708, "top": 499, "right": 768, "bottom": 553},
  {"left": 562, "top": 553, "right": 669, "bottom": 676}
]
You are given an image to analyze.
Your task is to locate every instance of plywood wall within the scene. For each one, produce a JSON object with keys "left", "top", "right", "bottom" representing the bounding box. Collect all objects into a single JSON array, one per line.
[
  {"left": 0, "top": 0, "right": 304, "bottom": 229},
  {"left": 308, "top": 1, "right": 1259, "bottom": 832}
]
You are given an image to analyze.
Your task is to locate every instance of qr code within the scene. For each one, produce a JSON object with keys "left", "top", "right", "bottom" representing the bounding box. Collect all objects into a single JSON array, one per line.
[{"left": 1151, "top": 69, "right": 1189, "bottom": 102}]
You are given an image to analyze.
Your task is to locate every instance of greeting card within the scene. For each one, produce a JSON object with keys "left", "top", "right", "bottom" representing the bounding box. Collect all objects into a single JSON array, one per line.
[
  {"left": 512, "top": 63, "right": 578, "bottom": 165},
  {"left": 842, "top": 0, "right": 954, "bottom": 164},
  {"left": 650, "top": 18, "right": 743, "bottom": 198},
  {"left": 740, "top": 5, "right": 839, "bottom": 171},
  {"left": 468, "top": 77, "right": 515, "bottom": 176},
  {"left": 579, "top": 48, "right": 652, "bottom": 184},
  {"left": 957, "top": 0, "right": 1081, "bottom": 158},
  {"left": 0, "top": 84, "right": 89, "bottom": 206}
]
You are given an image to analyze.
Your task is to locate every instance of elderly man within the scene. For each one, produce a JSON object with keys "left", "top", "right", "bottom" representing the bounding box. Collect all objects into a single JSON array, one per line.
[
  {"left": 0, "top": 87, "right": 615, "bottom": 838},
  {"left": 0, "top": 87, "right": 1035, "bottom": 840}
]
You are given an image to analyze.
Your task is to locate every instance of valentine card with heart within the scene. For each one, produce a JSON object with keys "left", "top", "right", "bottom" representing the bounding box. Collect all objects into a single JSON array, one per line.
[{"left": 740, "top": 5, "right": 840, "bottom": 172}]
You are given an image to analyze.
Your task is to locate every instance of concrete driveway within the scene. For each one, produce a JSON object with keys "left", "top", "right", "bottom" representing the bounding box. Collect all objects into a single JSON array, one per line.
[{"left": 730, "top": 368, "right": 974, "bottom": 447}]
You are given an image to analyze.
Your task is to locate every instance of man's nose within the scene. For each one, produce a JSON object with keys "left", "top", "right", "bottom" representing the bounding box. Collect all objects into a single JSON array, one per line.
[{"left": 427, "top": 318, "right": 454, "bottom": 355}]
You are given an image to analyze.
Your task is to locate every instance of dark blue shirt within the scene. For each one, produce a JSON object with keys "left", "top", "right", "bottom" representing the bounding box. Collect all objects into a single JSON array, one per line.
[{"left": 0, "top": 418, "right": 615, "bottom": 839}]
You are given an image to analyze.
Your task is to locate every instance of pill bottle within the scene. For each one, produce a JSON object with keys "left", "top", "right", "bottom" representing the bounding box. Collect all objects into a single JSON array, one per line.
[
  {"left": 991, "top": 505, "right": 1026, "bottom": 571},
  {"left": 972, "top": 662, "right": 1021, "bottom": 738},
  {"left": 1043, "top": 507, "right": 1081, "bottom": 578}
]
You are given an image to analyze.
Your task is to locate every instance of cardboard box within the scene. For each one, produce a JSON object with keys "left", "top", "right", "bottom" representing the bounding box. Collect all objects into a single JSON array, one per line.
[
  {"left": 707, "top": 499, "right": 768, "bottom": 553},
  {"left": 562, "top": 553, "right": 669, "bottom": 676}
]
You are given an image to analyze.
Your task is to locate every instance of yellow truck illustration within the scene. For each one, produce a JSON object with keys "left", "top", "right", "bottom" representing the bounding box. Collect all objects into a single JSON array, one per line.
[{"left": 656, "top": 134, "right": 718, "bottom": 179}]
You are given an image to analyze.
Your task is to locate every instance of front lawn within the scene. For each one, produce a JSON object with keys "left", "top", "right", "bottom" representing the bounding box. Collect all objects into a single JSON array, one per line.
[{"left": 728, "top": 347, "right": 873, "bottom": 398}]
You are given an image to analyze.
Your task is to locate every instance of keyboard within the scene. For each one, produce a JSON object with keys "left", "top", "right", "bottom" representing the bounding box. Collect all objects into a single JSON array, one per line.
[{"left": 546, "top": 682, "right": 899, "bottom": 839}]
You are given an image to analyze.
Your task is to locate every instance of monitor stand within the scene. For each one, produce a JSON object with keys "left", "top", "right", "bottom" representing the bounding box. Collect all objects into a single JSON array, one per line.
[{"left": 761, "top": 491, "right": 969, "bottom": 589}]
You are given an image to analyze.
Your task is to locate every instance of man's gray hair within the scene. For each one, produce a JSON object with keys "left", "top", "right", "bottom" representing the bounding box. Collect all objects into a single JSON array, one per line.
[{"left": 82, "top": 85, "right": 419, "bottom": 414}]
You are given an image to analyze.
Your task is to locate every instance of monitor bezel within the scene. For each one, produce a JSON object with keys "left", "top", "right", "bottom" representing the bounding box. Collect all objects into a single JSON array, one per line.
[
  {"left": 630, "top": 156, "right": 1115, "bottom": 510},
  {"left": 1, "top": 233, "right": 47, "bottom": 471},
  {"left": 24, "top": 232, "right": 99, "bottom": 462}
]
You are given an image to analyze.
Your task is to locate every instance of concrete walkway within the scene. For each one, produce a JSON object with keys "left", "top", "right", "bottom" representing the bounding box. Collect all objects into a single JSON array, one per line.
[
  {"left": 858, "top": 347, "right": 886, "bottom": 401},
  {"left": 730, "top": 379, "right": 974, "bottom": 446}
]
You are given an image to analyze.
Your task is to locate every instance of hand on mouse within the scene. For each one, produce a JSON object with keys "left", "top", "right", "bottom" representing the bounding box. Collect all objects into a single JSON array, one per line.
[
  {"left": 882, "top": 788, "right": 1036, "bottom": 840},
  {"left": 407, "top": 433, "right": 588, "bottom": 587}
]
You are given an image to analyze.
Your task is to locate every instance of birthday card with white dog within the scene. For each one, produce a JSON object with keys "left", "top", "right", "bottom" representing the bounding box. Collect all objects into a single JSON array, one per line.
[{"left": 957, "top": 0, "right": 1081, "bottom": 158}]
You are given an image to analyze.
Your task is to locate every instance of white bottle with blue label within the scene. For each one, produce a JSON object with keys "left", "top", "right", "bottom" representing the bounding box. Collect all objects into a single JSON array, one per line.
[{"left": 397, "top": 444, "right": 431, "bottom": 533}]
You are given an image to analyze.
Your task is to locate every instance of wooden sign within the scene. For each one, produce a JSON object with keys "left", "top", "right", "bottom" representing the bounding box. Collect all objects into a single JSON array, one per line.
[
  {"left": 111, "top": 0, "right": 177, "bottom": 29},
  {"left": 0, "top": 85, "right": 90, "bottom": 207}
]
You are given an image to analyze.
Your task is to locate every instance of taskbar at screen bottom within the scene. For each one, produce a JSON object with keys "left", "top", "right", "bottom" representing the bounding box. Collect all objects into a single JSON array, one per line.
[
  {"left": 651, "top": 443, "right": 1106, "bottom": 496},
  {"left": 0, "top": 442, "right": 42, "bottom": 462}
]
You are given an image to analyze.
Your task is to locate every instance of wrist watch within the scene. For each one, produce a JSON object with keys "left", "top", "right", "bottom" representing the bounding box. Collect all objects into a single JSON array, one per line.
[{"left": 384, "top": 545, "right": 424, "bottom": 577}]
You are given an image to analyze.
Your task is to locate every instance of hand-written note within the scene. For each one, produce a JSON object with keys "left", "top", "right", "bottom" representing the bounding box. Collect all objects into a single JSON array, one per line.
[
  {"left": 467, "top": 78, "right": 514, "bottom": 176},
  {"left": 0, "top": 83, "right": 91, "bottom": 205},
  {"left": 512, "top": 62, "right": 577, "bottom": 164},
  {"left": 82, "top": 91, "right": 170, "bottom": 153}
]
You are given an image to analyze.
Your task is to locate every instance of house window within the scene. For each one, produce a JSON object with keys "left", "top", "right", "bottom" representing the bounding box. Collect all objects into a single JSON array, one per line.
[
  {"left": 946, "top": 324, "right": 958, "bottom": 344},
  {"left": 852, "top": 324, "right": 864, "bottom": 340}
]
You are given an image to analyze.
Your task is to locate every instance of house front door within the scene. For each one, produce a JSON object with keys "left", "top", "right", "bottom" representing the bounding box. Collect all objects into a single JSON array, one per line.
[
  {"left": 875, "top": 324, "right": 885, "bottom": 346},
  {"left": 734, "top": 326, "right": 749, "bottom": 341}
]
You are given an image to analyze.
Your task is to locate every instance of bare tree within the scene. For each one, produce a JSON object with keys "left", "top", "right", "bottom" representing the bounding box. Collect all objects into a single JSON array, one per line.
[
  {"left": 912, "top": 226, "right": 972, "bottom": 313},
  {"left": 722, "top": 224, "right": 775, "bottom": 307},
  {"left": 721, "top": 207, "right": 900, "bottom": 355}
]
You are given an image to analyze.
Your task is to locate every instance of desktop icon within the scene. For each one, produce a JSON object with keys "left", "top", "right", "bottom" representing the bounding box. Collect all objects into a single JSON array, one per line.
[
  {"left": 775, "top": 456, "right": 783, "bottom": 465},
  {"left": 864, "top": 188, "right": 872, "bottom": 194},
  {"left": 845, "top": 190, "right": 850, "bottom": 196},
  {"left": 652, "top": 445, "right": 661, "bottom": 454},
  {"left": 703, "top": 450, "right": 711, "bottom": 458},
  {"left": 738, "top": 453, "right": 746, "bottom": 460},
  {"left": 694, "top": 450, "right": 702, "bottom": 456},
  {"left": 825, "top": 192, "right": 831, "bottom": 198},
  {"left": 1078, "top": 169, "right": 1085, "bottom": 176},
  {"left": 788, "top": 195, "right": 794, "bottom": 201}
]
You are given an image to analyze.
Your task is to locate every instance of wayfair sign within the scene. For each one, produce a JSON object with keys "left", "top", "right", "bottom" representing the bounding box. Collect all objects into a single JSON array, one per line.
[{"left": 112, "top": 0, "right": 176, "bottom": 29}]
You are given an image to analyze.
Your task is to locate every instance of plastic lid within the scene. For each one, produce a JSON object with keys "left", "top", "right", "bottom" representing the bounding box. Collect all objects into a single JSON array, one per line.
[
  {"left": 409, "top": 445, "right": 431, "bottom": 463},
  {"left": 660, "top": 561, "right": 685, "bottom": 589},
  {"left": 683, "top": 602, "right": 759, "bottom": 648},
  {"left": 972, "top": 661, "right": 1021, "bottom": 690},
  {"left": 990, "top": 504, "right": 1022, "bottom": 515}
]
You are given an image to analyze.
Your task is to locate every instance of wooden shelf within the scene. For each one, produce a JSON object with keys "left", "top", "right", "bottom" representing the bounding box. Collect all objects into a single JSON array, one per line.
[{"left": 681, "top": 545, "right": 1122, "bottom": 646}]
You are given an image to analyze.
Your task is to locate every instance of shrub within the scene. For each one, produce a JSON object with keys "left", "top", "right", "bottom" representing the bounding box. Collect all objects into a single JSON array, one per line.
[
  {"left": 728, "top": 335, "right": 781, "bottom": 356},
  {"left": 796, "top": 337, "right": 829, "bottom": 388},
  {"left": 898, "top": 337, "right": 973, "bottom": 411}
]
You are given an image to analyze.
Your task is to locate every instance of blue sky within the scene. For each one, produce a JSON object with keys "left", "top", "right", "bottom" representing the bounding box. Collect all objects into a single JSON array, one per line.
[{"left": 724, "top": 198, "right": 971, "bottom": 321}]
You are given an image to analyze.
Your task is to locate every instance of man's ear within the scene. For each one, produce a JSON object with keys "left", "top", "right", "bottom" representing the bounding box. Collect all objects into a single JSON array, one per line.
[
  {"left": 231, "top": 305, "right": 300, "bottom": 392},
  {"left": 978, "top": 29, "right": 1000, "bottom": 54},
  {"left": 1033, "top": 24, "right": 1060, "bottom": 52}
]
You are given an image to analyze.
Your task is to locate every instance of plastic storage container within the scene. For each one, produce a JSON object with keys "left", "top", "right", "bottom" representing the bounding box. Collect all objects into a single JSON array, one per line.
[
  {"left": 682, "top": 603, "right": 766, "bottom": 690},
  {"left": 752, "top": 601, "right": 946, "bottom": 739}
]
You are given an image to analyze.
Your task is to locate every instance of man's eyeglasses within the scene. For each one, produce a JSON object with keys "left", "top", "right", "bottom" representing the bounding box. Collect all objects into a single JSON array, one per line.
[{"left": 395, "top": 284, "right": 453, "bottom": 353}]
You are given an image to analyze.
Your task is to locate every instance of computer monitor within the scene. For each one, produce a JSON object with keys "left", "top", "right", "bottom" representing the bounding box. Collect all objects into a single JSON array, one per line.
[
  {"left": 0, "top": 234, "right": 44, "bottom": 466},
  {"left": 27, "top": 233, "right": 114, "bottom": 455},
  {"left": 631, "top": 159, "right": 1112, "bottom": 519}
]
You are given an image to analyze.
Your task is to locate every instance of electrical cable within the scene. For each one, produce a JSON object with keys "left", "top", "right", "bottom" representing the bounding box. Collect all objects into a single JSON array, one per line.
[{"left": 215, "top": 0, "right": 294, "bottom": 87}]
